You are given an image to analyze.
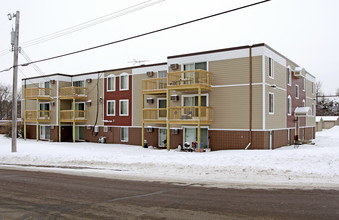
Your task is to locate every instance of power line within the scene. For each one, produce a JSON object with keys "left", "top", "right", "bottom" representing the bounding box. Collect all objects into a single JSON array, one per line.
[
  {"left": 20, "top": 0, "right": 165, "bottom": 48},
  {"left": 0, "top": 0, "right": 164, "bottom": 54},
  {"left": 1, "top": 0, "right": 271, "bottom": 72}
]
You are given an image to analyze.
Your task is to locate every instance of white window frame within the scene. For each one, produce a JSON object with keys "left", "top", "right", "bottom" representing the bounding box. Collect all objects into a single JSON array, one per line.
[
  {"left": 302, "top": 99, "right": 305, "bottom": 107},
  {"left": 40, "top": 125, "right": 50, "bottom": 140},
  {"left": 73, "top": 102, "right": 85, "bottom": 110},
  {"left": 157, "top": 70, "right": 167, "bottom": 78},
  {"left": 287, "top": 95, "right": 292, "bottom": 116},
  {"left": 268, "top": 92, "right": 274, "bottom": 114},
  {"left": 72, "top": 80, "right": 85, "bottom": 88},
  {"left": 104, "top": 126, "right": 108, "bottom": 133},
  {"left": 75, "top": 125, "right": 85, "bottom": 141},
  {"left": 287, "top": 67, "right": 291, "bottom": 86},
  {"left": 107, "top": 74, "right": 116, "bottom": 92},
  {"left": 181, "top": 94, "right": 209, "bottom": 107},
  {"left": 119, "top": 99, "right": 129, "bottom": 116},
  {"left": 268, "top": 58, "right": 274, "bottom": 79},
  {"left": 119, "top": 73, "right": 129, "bottom": 91},
  {"left": 296, "top": 85, "right": 299, "bottom": 99},
  {"left": 120, "top": 127, "right": 128, "bottom": 142},
  {"left": 107, "top": 100, "right": 116, "bottom": 116},
  {"left": 157, "top": 98, "right": 167, "bottom": 119}
]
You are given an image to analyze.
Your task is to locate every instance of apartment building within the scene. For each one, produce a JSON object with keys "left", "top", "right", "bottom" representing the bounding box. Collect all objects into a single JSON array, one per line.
[{"left": 22, "top": 43, "right": 316, "bottom": 150}]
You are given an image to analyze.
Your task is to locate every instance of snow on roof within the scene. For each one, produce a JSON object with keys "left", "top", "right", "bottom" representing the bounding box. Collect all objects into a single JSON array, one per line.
[
  {"left": 294, "top": 67, "right": 303, "bottom": 71},
  {"left": 294, "top": 107, "right": 311, "bottom": 116},
  {"left": 316, "top": 117, "right": 323, "bottom": 122},
  {"left": 321, "top": 116, "right": 339, "bottom": 122}
]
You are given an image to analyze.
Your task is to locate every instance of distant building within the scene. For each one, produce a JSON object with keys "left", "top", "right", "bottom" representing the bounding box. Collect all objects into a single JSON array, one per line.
[{"left": 22, "top": 43, "right": 316, "bottom": 150}]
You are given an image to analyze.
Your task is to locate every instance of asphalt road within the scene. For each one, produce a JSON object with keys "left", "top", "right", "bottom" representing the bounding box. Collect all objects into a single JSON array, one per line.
[{"left": 0, "top": 169, "right": 338, "bottom": 220}]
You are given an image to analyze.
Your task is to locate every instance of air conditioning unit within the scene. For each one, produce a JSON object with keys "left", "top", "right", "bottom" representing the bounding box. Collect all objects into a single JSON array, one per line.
[
  {"left": 50, "top": 80, "right": 56, "bottom": 84},
  {"left": 146, "top": 71, "right": 154, "bottom": 77},
  {"left": 86, "top": 78, "right": 92, "bottom": 83},
  {"left": 146, "top": 98, "right": 154, "bottom": 104},
  {"left": 170, "top": 95, "right": 179, "bottom": 101},
  {"left": 94, "top": 126, "right": 99, "bottom": 133},
  {"left": 171, "top": 129, "right": 179, "bottom": 134},
  {"left": 170, "top": 64, "right": 179, "bottom": 70},
  {"left": 146, "top": 127, "right": 154, "bottom": 132}
]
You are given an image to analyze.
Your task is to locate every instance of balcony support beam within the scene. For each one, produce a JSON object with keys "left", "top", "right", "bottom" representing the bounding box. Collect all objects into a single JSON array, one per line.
[
  {"left": 73, "top": 98, "right": 75, "bottom": 143},
  {"left": 166, "top": 89, "right": 170, "bottom": 151},
  {"left": 141, "top": 93, "right": 144, "bottom": 148},
  {"left": 36, "top": 99, "right": 39, "bottom": 141},
  {"left": 198, "top": 88, "right": 201, "bottom": 152},
  {"left": 58, "top": 99, "right": 61, "bottom": 142},
  {"left": 24, "top": 98, "right": 26, "bottom": 140}
]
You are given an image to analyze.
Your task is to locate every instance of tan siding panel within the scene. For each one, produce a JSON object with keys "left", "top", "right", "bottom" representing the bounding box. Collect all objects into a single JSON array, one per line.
[{"left": 266, "top": 86, "right": 286, "bottom": 129}]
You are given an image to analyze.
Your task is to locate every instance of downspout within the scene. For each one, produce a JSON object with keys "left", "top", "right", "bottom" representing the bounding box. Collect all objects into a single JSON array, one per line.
[{"left": 246, "top": 46, "right": 253, "bottom": 150}]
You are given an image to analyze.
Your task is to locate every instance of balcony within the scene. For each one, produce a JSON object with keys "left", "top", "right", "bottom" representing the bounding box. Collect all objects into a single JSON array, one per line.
[
  {"left": 25, "top": 110, "right": 51, "bottom": 122},
  {"left": 24, "top": 88, "right": 51, "bottom": 100},
  {"left": 60, "top": 110, "right": 87, "bottom": 122},
  {"left": 142, "top": 78, "right": 167, "bottom": 94},
  {"left": 59, "top": 87, "right": 87, "bottom": 100},
  {"left": 167, "top": 70, "right": 212, "bottom": 90},
  {"left": 143, "top": 108, "right": 167, "bottom": 124},
  {"left": 168, "top": 106, "right": 212, "bottom": 124}
]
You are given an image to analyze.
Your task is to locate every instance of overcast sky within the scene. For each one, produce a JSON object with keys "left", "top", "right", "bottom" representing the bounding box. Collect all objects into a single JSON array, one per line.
[{"left": 1, "top": 0, "right": 338, "bottom": 94}]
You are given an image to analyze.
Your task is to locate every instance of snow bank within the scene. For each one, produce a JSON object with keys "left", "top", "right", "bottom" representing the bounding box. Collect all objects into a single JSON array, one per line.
[{"left": 1, "top": 127, "right": 338, "bottom": 189}]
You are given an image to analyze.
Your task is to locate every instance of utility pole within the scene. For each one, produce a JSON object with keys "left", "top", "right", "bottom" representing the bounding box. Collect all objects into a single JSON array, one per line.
[{"left": 9, "top": 11, "right": 20, "bottom": 152}]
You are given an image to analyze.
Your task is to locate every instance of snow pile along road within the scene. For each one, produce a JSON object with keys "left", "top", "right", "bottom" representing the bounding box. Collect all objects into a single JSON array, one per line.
[{"left": 0, "top": 127, "right": 338, "bottom": 189}]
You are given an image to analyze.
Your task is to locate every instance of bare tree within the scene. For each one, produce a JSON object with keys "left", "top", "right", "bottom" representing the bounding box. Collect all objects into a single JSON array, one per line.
[{"left": 0, "top": 83, "right": 21, "bottom": 120}]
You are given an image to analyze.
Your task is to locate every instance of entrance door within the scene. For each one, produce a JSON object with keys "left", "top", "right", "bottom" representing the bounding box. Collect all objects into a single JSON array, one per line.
[
  {"left": 184, "top": 127, "right": 208, "bottom": 148},
  {"left": 158, "top": 99, "right": 167, "bottom": 118},
  {"left": 158, "top": 128, "right": 167, "bottom": 147},
  {"left": 75, "top": 126, "right": 85, "bottom": 141}
]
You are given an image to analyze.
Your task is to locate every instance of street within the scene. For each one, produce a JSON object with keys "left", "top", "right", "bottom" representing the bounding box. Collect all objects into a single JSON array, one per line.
[{"left": 0, "top": 168, "right": 338, "bottom": 219}]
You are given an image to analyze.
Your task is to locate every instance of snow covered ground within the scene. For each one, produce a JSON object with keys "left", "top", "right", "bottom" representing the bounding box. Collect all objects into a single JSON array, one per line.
[{"left": 0, "top": 127, "right": 338, "bottom": 190}]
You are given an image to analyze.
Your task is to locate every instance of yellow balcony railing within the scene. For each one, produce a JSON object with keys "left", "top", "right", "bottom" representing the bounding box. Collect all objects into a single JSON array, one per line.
[
  {"left": 143, "top": 108, "right": 167, "bottom": 123},
  {"left": 59, "top": 87, "right": 87, "bottom": 99},
  {"left": 167, "top": 70, "right": 212, "bottom": 90},
  {"left": 60, "top": 110, "right": 87, "bottom": 122},
  {"left": 25, "top": 110, "right": 51, "bottom": 122},
  {"left": 24, "top": 88, "right": 51, "bottom": 99},
  {"left": 168, "top": 106, "right": 212, "bottom": 124},
  {"left": 142, "top": 78, "right": 167, "bottom": 94}
]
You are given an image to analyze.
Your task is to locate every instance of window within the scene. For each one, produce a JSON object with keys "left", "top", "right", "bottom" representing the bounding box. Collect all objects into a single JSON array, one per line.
[
  {"left": 183, "top": 62, "right": 207, "bottom": 71},
  {"left": 269, "top": 58, "right": 274, "bottom": 78},
  {"left": 107, "top": 100, "right": 115, "bottom": 116},
  {"left": 73, "top": 80, "right": 85, "bottom": 87},
  {"left": 287, "top": 68, "right": 291, "bottom": 86},
  {"left": 107, "top": 75, "right": 115, "bottom": 91},
  {"left": 120, "top": 73, "right": 129, "bottom": 90},
  {"left": 312, "top": 82, "right": 314, "bottom": 94},
  {"left": 312, "top": 103, "right": 315, "bottom": 116},
  {"left": 39, "top": 102, "right": 50, "bottom": 119},
  {"left": 296, "top": 85, "right": 299, "bottom": 99},
  {"left": 39, "top": 81, "right": 50, "bottom": 96},
  {"left": 120, "top": 127, "right": 128, "bottom": 142},
  {"left": 302, "top": 99, "right": 305, "bottom": 107},
  {"left": 287, "top": 95, "right": 291, "bottom": 116},
  {"left": 119, "top": 99, "right": 129, "bottom": 116},
  {"left": 40, "top": 125, "right": 50, "bottom": 140},
  {"left": 104, "top": 126, "right": 108, "bottom": 133},
  {"left": 158, "top": 70, "right": 167, "bottom": 78},
  {"left": 302, "top": 78, "right": 305, "bottom": 91},
  {"left": 269, "top": 93, "right": 274, "bottom": 114}
]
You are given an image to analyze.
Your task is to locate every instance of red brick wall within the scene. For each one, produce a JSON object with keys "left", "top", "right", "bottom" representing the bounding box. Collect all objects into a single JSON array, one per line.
[
  {"left": 104, "top": 75, "right": 132, "bottom": 126},
  {"left": 287, "top": 73, "right": 306, "bottom": 128}
]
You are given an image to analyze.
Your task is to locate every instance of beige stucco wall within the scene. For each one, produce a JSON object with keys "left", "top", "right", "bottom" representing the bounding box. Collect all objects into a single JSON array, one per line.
[
  {"left": 265, "top": 86, "right": 286, "bottom": 129},
  {"left": 84, "top": 78, "right": 104, "bottom": 125},
  {"left": 209, "top": 56, "right": 262, "bottom": 86},
  {"left": 265, "top": 56, "right": 287, "bottom": 89}
]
